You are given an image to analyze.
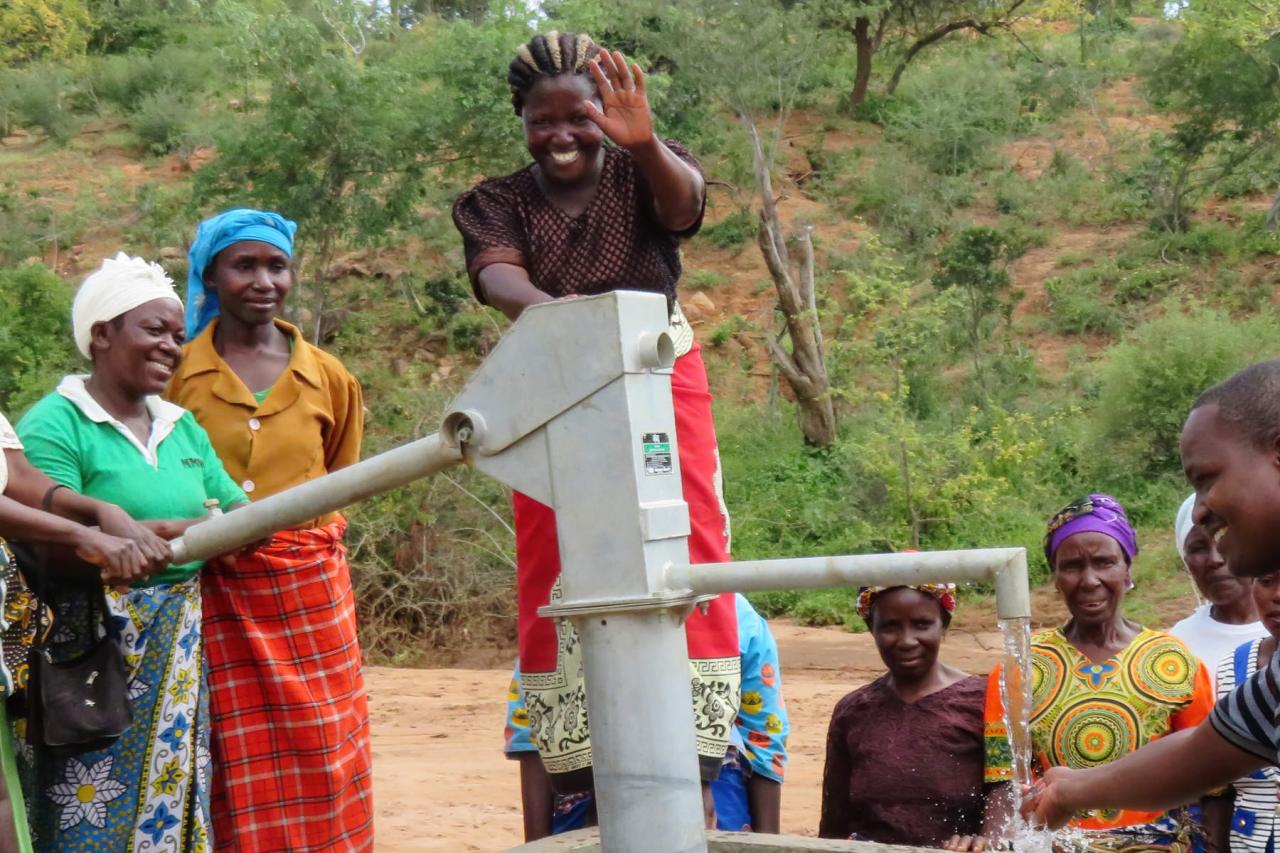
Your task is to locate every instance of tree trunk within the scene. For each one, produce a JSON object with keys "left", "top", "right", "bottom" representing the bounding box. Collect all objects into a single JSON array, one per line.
[
  {"left": 850, "top": 16, "right": 874, "bottom": 108},
  {"left": 744, "top": 117, "right": 837, "bottom": 448},
  {"left": 1267, "top": 187, "right": 1280, "bottom": 231}
]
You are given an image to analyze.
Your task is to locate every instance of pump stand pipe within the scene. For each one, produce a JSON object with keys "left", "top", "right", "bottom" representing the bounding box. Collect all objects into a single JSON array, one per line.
[
  {"left": 664, "top": 547, "right": 1032, "bottom": 620},
  {"left": 168, "top": 432, "right": 466, "bottom": 565}
]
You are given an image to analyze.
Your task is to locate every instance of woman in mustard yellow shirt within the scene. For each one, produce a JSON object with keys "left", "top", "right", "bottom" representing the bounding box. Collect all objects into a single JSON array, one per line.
[{"left": 165, "top": 209, "right": 372, "bottom": 853}]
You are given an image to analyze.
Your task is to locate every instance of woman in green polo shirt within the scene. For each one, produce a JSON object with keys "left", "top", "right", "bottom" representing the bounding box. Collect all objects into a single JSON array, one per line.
[
  {"left": 0, "top": 409, "right": 172, "bottom": 853},
  {"left": 16, "top": 253, "right": 246, "bottom": 853}
]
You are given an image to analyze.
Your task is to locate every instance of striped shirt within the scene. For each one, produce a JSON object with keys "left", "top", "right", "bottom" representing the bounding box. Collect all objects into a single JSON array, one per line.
[
  {"left": 1212, "top": 639, "right": 1280, "bottom": 763},
  {"left": 1214, "top": 638, "right": 1280, "bottom": 853}
]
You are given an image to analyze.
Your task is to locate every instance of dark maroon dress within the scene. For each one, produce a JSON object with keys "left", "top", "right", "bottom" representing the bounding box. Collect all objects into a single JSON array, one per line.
[
  {"left": 450, "top": 140, "right": 702, "bottom": 311},
  {"left": 819, "top": 674, "right": 988, "bottom": 845}
]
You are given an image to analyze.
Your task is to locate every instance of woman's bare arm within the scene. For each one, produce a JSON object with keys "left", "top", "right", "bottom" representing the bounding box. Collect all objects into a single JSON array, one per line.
[{"left": 1025, "top": 725, "right": 1266, "bottom": 828}]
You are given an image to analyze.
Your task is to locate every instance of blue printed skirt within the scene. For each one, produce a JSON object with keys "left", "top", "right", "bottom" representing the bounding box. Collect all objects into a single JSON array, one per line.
[{"left": 21, "top": 575, "right": 211, "bottom": 853}]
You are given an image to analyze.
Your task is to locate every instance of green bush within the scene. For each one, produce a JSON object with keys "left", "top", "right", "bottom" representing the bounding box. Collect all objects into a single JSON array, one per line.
[
  {"left": 3, "top": 66, "right": 76, "bottom": 143},
  {"left": 1087, "top": 306, "right": 1280, "bottom": 481},
  {"left": 131, "top": 89, "right": 194, "bottom": 153},
  {"left": 1045, "top": 273, "right": 1121, "bottom": 336},
  {"left": 0, "top": 263, "right": 80, "bottom": 414},
  {"left": 1215, "top": 144, "right": 1280, "bottom": 199},
  {"left": 709, "top": 315, "right": 747, "bottom": 347},
  {"left": 684, "top": 269, "right": 726, "bottom": 291},
  {"left": 447, "top": 312, "right": 494, "bottom": 355},
  {"left": 747, "top": 589, "right": 865, "bottom": 631},
  {"left": 90, "top": 46, "right": 218, "bottom": 114},
  {"left": 883, "top": 54, "right": 1023, "bottom": 175},
  {"left": 1012, "top": 53, "right": 1102, "bottom": 122},
  {"left": 125, "top": 180, "right": 195, "bottom": 250},
  {"left": 852, "top": 145, "right": 966, "bottom": 251},
  {"left": 698, "top": 207, "right": 756, "bottom": 251},
  {"left": 992, "top": 171, "right": 1039, "bottom": 216},
  {"left": 1112, "top": 264, "right": 1184, "bottom": 305},
  {"left": 418, "top": 274, "right": 472, "bottom": 324}
]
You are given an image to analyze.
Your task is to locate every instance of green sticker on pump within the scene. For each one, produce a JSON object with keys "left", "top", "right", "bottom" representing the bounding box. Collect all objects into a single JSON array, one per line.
[{"left": 642, "top": 432, "right": 672, "bottom": 475}]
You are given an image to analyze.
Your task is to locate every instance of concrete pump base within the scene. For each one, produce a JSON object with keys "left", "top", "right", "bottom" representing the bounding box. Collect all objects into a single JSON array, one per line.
[{"left": 507, "top": 829, "right": 932, "bottom": 852}]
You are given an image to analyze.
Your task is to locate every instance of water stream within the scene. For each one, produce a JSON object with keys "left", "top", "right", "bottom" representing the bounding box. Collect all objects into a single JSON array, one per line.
[{"left": 996, "top": 617, "right": 1091, "bottom": 853}]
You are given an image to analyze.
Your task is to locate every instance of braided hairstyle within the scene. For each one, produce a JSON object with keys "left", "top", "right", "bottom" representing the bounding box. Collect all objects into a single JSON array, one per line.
[{"left": 508, "top": 31, "right": 602, "bottom": 116}]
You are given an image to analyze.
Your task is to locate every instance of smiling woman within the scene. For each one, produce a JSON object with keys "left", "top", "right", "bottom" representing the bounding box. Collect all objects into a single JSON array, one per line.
[
  {"left": 15, "top": 253, "right": 248, "bottom": 852},
  {"left": 819, "top": 582, "right": 992, "bottom": 850},
  {"left": 1169, "top": 493, "right": 1265, "bottom": 673},
  {"left": 451, "top": 31, "right": 741, "bottom": 838},
  {"left": 165, "top": 209, "right": 371, "bottom": 853}
]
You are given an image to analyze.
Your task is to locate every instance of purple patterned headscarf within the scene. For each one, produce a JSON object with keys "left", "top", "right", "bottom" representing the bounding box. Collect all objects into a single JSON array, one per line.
[{"left": 1044, "top": 493, "right": 1139, "bottom": 566}]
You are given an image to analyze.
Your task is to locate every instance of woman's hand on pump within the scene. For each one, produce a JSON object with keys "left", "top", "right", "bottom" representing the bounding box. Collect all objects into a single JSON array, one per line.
[
  {"left": 70, "top": 526, "right": 151, "bottom": 585},
  {"left": 584, "top": 50, "right": 654, "bottom": 151},
  {"left": 95, "top": 502, "right": 171, "bottom": 572}
]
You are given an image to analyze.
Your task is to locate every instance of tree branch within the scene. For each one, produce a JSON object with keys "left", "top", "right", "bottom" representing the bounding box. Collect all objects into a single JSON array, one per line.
[
  {"left": 885, "top": 0, "right": 1030, "bottom": 95},
  {"left": 763, "top": 331, "right": 809, "bottom": 392},
  {"left": 795, "top": 226, "right": 825, "bottom": 363}
]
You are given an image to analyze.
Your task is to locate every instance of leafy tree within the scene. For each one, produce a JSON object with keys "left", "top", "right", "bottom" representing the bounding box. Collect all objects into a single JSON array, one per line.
[
  {"left": 0, "top": 0, "right": 90, "bottom": 65},
  {"left": 931, "top": 226, "right": 1013, "bottom": 397},
  {"left": 0, "top": 263, "right": 79, "bottom": 414},
  {"left": 1141, "top": 30, "right": 1280, "bottom": 231},
  {"left": 195, "top": 9, "right": 527, "bottom": 340},
  {"left": 813, "top": 0, "right": 1033, "bottom": 108}
]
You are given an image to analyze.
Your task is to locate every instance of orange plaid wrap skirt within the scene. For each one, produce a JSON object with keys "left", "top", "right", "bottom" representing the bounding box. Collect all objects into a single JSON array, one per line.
[{"left": 202, "top": 519, "right": 373, "bottom": 852}]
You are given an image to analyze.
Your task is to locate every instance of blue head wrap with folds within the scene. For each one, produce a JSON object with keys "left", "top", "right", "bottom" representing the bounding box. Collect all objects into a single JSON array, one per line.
[{"left": 186, "top": 208, "right": 298, "bottom": 339}]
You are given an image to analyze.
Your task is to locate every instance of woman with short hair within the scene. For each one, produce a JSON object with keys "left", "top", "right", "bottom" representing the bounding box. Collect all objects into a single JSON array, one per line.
[{"left": 17, "top": 253, "right": 246, "bottom": 852}]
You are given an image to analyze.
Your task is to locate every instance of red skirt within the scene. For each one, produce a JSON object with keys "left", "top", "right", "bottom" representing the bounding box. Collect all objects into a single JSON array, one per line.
[
  {"left": 515, "top": 342, "right": 740, "bottom": 788},
  {"left": 202, "top": 520, "right": 374, "bottom": 852}
]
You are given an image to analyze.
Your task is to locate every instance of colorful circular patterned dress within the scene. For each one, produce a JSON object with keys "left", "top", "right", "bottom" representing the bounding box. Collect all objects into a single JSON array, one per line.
[{"left": 985, "top": 627, "right": 1215, "bottom": 830}]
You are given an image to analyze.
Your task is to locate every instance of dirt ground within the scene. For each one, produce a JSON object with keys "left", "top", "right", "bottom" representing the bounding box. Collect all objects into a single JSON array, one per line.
[{"left": 366, "top": 619, "right": 1009, "bottom": 852}]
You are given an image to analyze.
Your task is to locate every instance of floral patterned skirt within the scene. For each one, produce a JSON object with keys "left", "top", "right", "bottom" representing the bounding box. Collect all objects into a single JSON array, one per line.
[{"left": 21, "top": 574, "right": 210, "bottom": 853}]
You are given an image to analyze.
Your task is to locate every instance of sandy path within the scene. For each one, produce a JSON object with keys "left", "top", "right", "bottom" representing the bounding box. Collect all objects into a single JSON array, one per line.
[{"left": 368, "top": 621, "right": 1007, "bottom": 852}]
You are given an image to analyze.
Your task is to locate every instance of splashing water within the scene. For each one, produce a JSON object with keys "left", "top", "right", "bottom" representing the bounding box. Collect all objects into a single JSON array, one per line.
[
  {"left": 998, "top": 617, "right": 1034, "bottom": 792},
  {"left": 997, "top": 617, "right": 1062, "bottom": 853},
  {"left": 996, "top": 618, "right": 1098, "bottom": 853}
]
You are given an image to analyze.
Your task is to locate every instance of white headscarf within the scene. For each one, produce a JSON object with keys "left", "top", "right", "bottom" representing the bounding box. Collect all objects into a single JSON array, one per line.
[
  {"left": 71, "top": 253, "right": 182, "bottom": 359},
  {"left": 1175, "top": 493, "right": 1197, "bottom": 565},
  {"left": 1175, "top": 492, "right": 1206, "bottom": 605}
]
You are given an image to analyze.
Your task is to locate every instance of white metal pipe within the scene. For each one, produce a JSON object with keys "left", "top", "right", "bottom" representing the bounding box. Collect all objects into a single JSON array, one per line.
[
  {"left": 665, "top": 548, "right": 1025, "bottom": 596},
  {"left": 169, "top": 433, "right": 463, "bottom": 564},
  {"left": 574, "top": 610, "right": 709, "bottom": 853},
  {"left": 993, "top": 549, "right": 1032, "bottom": 620}
]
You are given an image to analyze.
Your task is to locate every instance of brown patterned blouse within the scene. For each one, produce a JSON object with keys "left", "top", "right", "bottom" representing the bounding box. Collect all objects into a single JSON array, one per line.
[
  {"left": 820, "top": 673, "right": 988, "bottom": 846},
  {"left": 451, "top": 140, "right": 704, "bottom": 309}
]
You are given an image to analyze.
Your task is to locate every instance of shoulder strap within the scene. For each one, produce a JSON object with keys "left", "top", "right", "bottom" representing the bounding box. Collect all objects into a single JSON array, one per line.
[{"left": 1234, "top": 638, "right": 1254, "bottom": 685}]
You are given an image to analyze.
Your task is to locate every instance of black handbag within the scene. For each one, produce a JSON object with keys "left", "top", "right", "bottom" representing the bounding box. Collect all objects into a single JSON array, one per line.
[{"left": 8, "top": 542, "right": 133, "bottom": 755}]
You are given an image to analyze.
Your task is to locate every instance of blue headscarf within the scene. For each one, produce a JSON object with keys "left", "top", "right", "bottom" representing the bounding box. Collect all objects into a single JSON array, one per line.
[{"left": 186, "top": 208, "right": 298, "bottom": 339}]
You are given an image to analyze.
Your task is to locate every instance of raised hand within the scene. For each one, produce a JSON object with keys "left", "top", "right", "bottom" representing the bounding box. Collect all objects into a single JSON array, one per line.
[{"left": 583, "top": 50, "right": 654, "bottom": 151}]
